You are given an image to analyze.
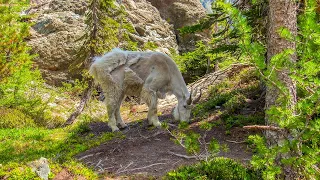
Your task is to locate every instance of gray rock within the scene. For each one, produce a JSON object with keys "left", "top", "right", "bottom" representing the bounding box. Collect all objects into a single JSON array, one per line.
[
  {"left": 29, "top": 157, "right": 50, "bottom": 180},
  {"left": 146, "top": 0, "right": 209, "bottom": 52},
  {"left": 28, "top": 7, "right": 86, "bottom": 85},
  {"left": 27, "top": 0, "right": 208, "bottom": 85}
]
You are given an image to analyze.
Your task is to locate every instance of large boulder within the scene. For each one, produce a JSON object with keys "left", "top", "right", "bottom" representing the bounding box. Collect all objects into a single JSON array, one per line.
[
  {"left": 28, "top": 0, "right": 87, "bottom": 85},
  {"left": 146, "top": 0, "right": 208, "bottom": 52},
  {"left": 28, "top": 0, "right": 179, "bottom": 85},
  {"left": 122, "top": 0, "right": 178, "bottom": 55},
  {"left": 27, "top": 0, "right": 208, "bottom": 85}
]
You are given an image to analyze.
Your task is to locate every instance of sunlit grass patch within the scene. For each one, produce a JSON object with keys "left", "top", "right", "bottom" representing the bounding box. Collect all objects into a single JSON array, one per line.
[
  {"left": 192, "top": 67, "right": 265, "bottom": 128},
  {"left": 0, "top": 125, "right": 120, "bottom": 179}
]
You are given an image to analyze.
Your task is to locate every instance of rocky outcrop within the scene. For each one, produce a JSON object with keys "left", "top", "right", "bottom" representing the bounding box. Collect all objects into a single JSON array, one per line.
[
  {"left": 28, "top": 0, "right": 87, "bottom": 85},
  {"left": 27, "top": 0, "right": 208, "bottom": 85},
  {"left": 146, "top": 0, "right": 208, "bottom": 52},
  {"left": 28, "top": 0, "right": 179, "bottom": 85},
  {"left": 122, "top": 0, "right": 178, "bottom": 54}
]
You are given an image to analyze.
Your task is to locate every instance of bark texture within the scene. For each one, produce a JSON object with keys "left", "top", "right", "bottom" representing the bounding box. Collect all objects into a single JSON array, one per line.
[{"left": 266, "top": 0, "right": 297, "bottom": 179}]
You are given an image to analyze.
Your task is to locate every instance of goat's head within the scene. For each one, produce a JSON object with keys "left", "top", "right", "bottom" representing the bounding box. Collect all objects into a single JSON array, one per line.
[{"left": 173, "top": 88, "right": 202, "bottom": 122}]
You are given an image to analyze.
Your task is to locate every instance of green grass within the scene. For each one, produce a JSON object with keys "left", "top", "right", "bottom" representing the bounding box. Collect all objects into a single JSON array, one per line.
[
  {"left": 0, "top": 123, "right": 122, "bottom": 179},
  {"left": 192, "top": 67, "right": 265, "bottom": 130}
]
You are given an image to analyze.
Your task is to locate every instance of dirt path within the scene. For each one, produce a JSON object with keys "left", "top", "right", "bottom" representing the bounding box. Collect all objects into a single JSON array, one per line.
[
  {"left": 75, "top": 64, "right": 258, "bottom": 179},
  {"left": 76, "top": 113, "right": 254, "bottom": 179}
]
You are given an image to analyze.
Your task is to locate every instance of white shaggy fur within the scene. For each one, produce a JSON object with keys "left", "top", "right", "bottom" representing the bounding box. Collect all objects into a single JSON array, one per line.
[{"left": 90, "top": 48, "right": 196, "bottom": 132}]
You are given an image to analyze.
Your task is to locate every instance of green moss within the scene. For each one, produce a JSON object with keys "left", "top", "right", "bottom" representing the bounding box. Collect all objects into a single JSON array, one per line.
[
  {"left": 142, "top": 41, "right": 158, "bottom": 51},
  {"left": 0, "top": 108, "right": 36, "bottom": 128}
]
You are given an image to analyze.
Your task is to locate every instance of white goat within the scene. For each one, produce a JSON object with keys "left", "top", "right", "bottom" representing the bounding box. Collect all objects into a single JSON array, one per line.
[{"left": 89, "top": 48, "right": 200, "bottom": 132}]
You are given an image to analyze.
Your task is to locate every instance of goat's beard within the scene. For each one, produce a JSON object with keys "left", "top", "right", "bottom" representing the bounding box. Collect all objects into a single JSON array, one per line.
[{"left": 172, "top": 106, "right": 179, "bottom": 121}]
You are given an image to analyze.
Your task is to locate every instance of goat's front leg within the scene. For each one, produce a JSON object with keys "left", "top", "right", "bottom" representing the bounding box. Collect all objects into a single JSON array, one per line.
[{"left": 142, "top": 87, "right": 161, "bottom": 127}]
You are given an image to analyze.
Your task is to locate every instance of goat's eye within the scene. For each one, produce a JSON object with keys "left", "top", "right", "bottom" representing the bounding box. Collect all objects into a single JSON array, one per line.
[{"left": 183, "top": 105, "right": 187, "bottom": 108}]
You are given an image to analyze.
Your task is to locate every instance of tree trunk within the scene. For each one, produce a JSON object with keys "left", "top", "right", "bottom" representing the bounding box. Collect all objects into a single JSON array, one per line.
[
  {"left": 266, "top": 0, "right": 297, "bottom": 179},
  {"left": 206, "top": 56, "right": 211, "bottom": 74},
  {"left": 214, "top": 59, "right": 219, "bottom": 72},
  {"left": 63, "top": 79, "right": 94, "bottom": 126}
]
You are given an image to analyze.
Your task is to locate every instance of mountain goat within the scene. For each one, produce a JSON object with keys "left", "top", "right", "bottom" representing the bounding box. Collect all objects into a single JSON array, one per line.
[{"left": 89, "top": 48, "right": 201, "bottom": 132}]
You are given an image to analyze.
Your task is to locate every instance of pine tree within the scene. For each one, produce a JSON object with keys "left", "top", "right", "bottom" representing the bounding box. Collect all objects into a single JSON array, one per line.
[
  {"left": 0, "top": 0, "right": 35, "bottom": 82},
  {"left": 65, "top": 0, "right": 137, "bottom": 125},
  {"left": 0, "top": 0, "right": 42, "bottom": 106},
  {"left": 0, "top": 0, "right": 52, "bottom": 125}
]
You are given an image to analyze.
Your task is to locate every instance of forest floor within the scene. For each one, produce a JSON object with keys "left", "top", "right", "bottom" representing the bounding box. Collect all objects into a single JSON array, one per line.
[
  {"left": 74, "top": 108, "right": 260, "bottom": 179},
  {"left": 69, "top": 64, "right": 264, "bottom": 179},
  {"left": 0, "top": 65, "right": 264, "bottom": 180},
  {"left": 64, "top": 66, "right": 263, "bottom": 179}
]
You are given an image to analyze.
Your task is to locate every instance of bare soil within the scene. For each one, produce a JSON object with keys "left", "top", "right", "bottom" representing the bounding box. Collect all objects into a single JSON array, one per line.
[{"left": 76, "top": 112, "right": 258, "bottom": 179}]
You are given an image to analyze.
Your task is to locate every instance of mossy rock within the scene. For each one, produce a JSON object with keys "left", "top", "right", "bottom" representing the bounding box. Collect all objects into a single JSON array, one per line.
[{"left": 0, "top": 108, "right": 36, "bottom": 128}]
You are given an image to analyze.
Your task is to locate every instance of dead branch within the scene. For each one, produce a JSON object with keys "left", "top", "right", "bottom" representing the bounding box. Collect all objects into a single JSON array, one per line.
[
  {"left": 64, "top": 79, "right": 94, "bottom": 126},
  {"left": 168, "top": 151, "right": 197, "bottom": 159},
  {"left": 115, "top": 162, "right": 166, "bottom": 174},
  {"left": 243, "top": 125, "right": 283, "bottom": 131}
]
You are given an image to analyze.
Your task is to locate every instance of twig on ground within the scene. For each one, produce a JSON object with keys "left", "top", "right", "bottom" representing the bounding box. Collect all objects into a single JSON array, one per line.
[
  {"left": 172, "top": 159, "right": 182, "bottom": 166},
  {"left": 168, "top": 151, "right": 197, "bottom": 159},
  {"left": 168, "top": 151, "right": 209, "bottom": 160},
  {"left": 116, "top": 161, "right": 133, "bottom": 174},
  {"left": 167, "top": 123, "right": 177, "bottom": 128},
  {"left": 78, "top": 154, "right": 94, "bottom": 161},
  {"left": 115, "top": 162, "right": 166, "bottom": 174},
  {"left": 243, "top": 125, "right": 283, "bottom": 131},
  {"left": 95, "top": 159, "right": 102, "bottom": 168},
  {"left": 138, "top": 130, "right": 151, "bottom": 141},
  {"left": 226, "top": 140, "right": 246, "bottom": 144},
  {"left": 139, "top": 130, "right": 164, "bottom": 141},
  {"left": 104, "top": 166, "right": 114, "bottom": 170}
]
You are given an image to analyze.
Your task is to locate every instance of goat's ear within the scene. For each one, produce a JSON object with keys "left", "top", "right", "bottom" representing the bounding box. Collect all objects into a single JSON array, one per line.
[
  {"left": 187, "top": 89, "right": 193, "bottom": 105},
  {"left": 192, "top": 88, "right": 198, "bottom": 97}
]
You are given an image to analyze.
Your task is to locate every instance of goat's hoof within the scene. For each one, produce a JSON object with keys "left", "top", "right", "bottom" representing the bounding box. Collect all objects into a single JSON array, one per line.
[
  {"left": 153, "top": 121, "right": 161, "bottom": 127},
  {"left": 111, "top": 127, "right": 120, "bottom": 132},
  {"left": 119, "top": 124, "right": 128, "bottom": 130}
]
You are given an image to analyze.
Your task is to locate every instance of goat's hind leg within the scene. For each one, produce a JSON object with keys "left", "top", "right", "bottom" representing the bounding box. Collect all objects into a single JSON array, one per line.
[
  {"left": 115, "top": 94, "right": 127, "bottom": 129},
  {"left": 104, "top": 90, "right": 121, "bottom": 132}
]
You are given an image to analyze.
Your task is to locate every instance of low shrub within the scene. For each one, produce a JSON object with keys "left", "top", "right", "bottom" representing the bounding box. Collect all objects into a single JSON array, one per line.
[
  {"left": 222, "top": 114, "right": 265, "bottom": 129},
  {"left": 165, "top": 157, "right": 260, "bottom": 180}
]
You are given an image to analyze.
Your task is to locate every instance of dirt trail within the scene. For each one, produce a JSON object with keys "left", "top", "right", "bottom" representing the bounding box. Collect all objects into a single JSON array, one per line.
[
  {"left": 76, "top": 113, "right": 254, "bottom": 179},
  {"left": 75, "top": 64, "right": 257, "bottom": 179}
]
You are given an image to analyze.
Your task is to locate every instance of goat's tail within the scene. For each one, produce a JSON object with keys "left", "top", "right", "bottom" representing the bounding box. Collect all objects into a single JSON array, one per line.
[
  {"left": 89, "top": 60, "right": 106, "bottom": 84},
  {"left": 89, "top": 62, "right": 98, "bottom": 81},
  {"left": 89, "top": 58, "right": 114, "bottom": 87}
]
